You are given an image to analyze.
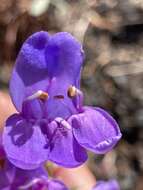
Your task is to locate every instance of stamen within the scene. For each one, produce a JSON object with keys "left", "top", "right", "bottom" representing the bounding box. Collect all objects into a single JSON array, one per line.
[
  {"left": 67, "top": 85, "right": 84, "bottom": 111},
  {"left": 55, "top": 117, "right": 71, "bottom": 130},
  {"left": 67, "top": 85, "right": 82, "bottom": 98},
  {"left": 27, "top": 90, "right": 49, "bottom": 101}
]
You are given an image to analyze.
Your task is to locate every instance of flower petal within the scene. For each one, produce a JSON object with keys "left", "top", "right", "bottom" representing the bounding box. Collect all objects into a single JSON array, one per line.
[
  {"left": 71, "top": 107, "right": 122, "bottom": 154},
  {"left": 45, "top": 32, "right": 83, "bottom": 80},
  {"left": 48, "top": 120, "right": 87, "bottom": 167},
  {"left": 45, "top": 78, "right": 78, "bottom": 120},
  {"left": 10, "top": 31, "right": 50, "bottom": 111},
  {"left": 0, "top": 160, "right": 48, "bottom": 189},
  {"left": 14, "top": 166, "right": 48, "bottom": 189},
  {"left": 48, "top": 179, "right": 68, "bottom": 190},
  {"left": 45, "top": 32, "right": 84, "bottom": 120},
  {"left": 22, "top": 99, "right": 44, "bottom": 120},
  {"left": 92, "top": 180, "right": 120, "bottom": 190},
  {"left": 10, "top": 31, "right": 83, "bottom": 119},
  {"left": 3, "top": 114, "right": 48, "bottom": 170}
]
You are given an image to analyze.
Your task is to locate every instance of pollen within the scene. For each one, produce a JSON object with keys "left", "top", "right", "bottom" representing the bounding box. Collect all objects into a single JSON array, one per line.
[
  {"left": 67, "top": 86, "right": 77, "bottom": 98},
  {"left": 38, "top": 91, "right": 49, "bottom": 101},
  {"left": 67, "top": 85, "right": 82, "bottom": 98}
]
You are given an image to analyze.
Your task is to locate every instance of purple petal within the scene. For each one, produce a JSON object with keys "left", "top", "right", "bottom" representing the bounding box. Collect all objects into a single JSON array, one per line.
[
  {"left": 45, "top": 32, "right": 84, "bottom": 120},
  {"left": 48, "top": 120, "right": 87, "bottom": 167},
  {"left": 0, "top": 160, "right": 48, "bottom": 189},
  {"left": 10, "top": 31, "right": 50, "bottom": 111},
  {"left": 45, "top": 78, "right": 78, "bottom": 120},
  {"left": 45, "top": 32, "right": 83, "bottom": 80},
  {"left": 70, "top": 107, "right": 122, "bottom": 154},
  {"left": 48, "top": 179, "right": 68, "bottom": 190},
  {"left": 92, "top": 180, "right": 120, "bottom": 190},
  {"left": 3, "top": 114, "right": 48, "bottom": 170},
  {"left": 10, "top": 32, "right": 83, "bottom": 120},
  {"left": 13, "top": 166, "right": 47, "bottom": 189},
  {"left": 22, "top": 99, "right": 44, "bottom": 120}
]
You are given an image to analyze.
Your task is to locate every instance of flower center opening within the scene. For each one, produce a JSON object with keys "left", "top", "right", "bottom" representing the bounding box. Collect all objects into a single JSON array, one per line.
[
  {"left": 27, "top": 86, "right": 82, "bottom": 102},
  {"left": 53, "top": 95, "right": 64, "bottom": 99},
  {"left": 25, "top": 86, "right": 83, "bottom": 118}
]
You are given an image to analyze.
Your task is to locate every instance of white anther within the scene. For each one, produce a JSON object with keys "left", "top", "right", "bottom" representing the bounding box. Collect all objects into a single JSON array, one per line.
[
  {"left": 27, "top": 90, "right": 49, "bottom": 101},
  {"left": 76, "top": 87, "right": 82, "bottom": 96},
  {"left": 55, "top": 117, "right": 71, "bottom": 130}
]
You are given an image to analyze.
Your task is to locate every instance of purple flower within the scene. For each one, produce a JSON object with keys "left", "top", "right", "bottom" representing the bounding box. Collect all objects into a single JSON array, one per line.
[
  {"left": 0, "top": 160, "right": 68, "bottom": 190},
  {"left": 92, "top": 180, "right": 120, "bottom": 190},
  {"left": 3, "top": 31, "right": 122, "bottom": 169},
  {"left": 0, "top": 160, "right": 48, "bottom": 189}
]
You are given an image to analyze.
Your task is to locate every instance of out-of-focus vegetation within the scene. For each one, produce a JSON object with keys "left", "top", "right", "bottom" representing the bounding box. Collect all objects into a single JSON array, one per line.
[{"left": 0, "top": 1, "right": 143, "bottom": 189}]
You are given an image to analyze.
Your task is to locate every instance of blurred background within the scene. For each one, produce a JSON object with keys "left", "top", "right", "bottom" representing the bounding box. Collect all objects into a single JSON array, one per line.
[{"left": 0, "top": 0, "right": 143, "bottom": 189}]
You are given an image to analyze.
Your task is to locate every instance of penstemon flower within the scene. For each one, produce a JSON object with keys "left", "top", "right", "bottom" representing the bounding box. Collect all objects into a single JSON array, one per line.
[
  {"left": 92, "top": 180, "right": 120, "bottom": 190},
  {"left": 3, "top": 31, "right": 122, "bottom": 170}
]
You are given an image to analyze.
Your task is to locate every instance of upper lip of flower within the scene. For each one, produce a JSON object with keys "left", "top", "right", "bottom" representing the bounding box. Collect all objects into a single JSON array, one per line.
[{"left": 10, "top": 31, "right": 83, "bottom": 117}]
